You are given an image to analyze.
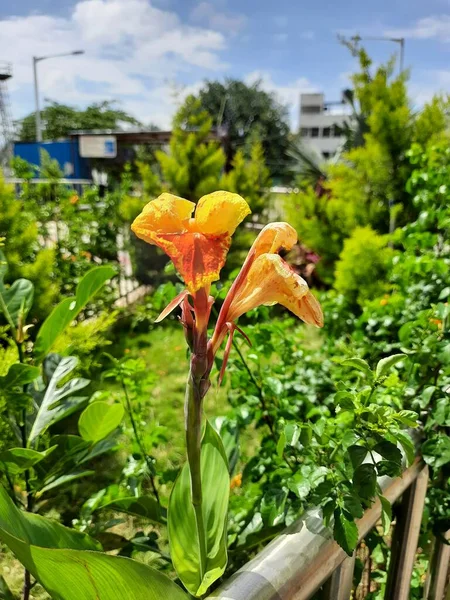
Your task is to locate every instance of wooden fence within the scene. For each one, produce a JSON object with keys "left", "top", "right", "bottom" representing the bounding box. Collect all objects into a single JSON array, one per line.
[{"left": 208, "top": 459, "right": 450, "bottom": 600}]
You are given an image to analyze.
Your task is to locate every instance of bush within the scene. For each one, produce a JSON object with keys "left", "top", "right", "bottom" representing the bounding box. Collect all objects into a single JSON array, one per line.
[{"left": 334, "top": 226, "right": 394, "bottom": 306}]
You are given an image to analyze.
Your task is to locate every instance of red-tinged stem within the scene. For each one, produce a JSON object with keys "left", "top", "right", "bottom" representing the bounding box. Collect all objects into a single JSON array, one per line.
[
  {"left": 184, "top": 287, "right": 213, "bottom": 583},
  {"left": 211, "top": 249, "right": 255, "bottom": 353}
]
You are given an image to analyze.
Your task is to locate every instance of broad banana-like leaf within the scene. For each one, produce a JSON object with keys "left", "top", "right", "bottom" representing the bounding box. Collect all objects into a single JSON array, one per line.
[{"left": 168, "top": 420, "right": 230, "bottom": 597}]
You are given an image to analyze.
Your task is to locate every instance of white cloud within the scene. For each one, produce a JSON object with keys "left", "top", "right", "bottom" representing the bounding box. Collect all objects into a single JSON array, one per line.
[
  {"left": 190, "top": 2, "right": 247, "bottom": 34},
  {"left": 385, "top": 15, "right": 450, "bottom": 41},
  {"left": 0, "top": 0, "right": 229, "bottom": 127},
  {"left": 245, "top": 70, "right": 318, "bottom": 130}
]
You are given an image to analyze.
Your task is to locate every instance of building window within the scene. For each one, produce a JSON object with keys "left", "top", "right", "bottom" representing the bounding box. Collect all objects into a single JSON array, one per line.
[
  {"left": 322, "top": 151, "right": 330, "bottom": 159},
  {"left": 311, "top": 127, "right": 319, "bottom": 138},
  {"left": 322, "top": 127, "right": 331, "bottom": 138},
  {"left": 301, "top": 105, "right": 321, "bottom": 114},
  {"left": 300, "top": 127, "right": 309, "bottom": 137},
  {"left": 333, "top": 125, "right": 342, "bottom": 137}
]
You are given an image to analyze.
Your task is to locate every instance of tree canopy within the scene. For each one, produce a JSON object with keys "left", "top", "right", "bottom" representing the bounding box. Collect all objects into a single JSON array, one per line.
[
  {"left": 18, "top": 100, "right": 142, "bottom": 141},
  {"left": 196, "top": 79, "right": 291, "bottom": 178}
]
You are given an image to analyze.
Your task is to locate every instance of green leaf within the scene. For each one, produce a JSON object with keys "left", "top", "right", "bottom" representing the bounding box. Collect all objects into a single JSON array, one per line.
[
  {"left": 333, "top": 508, "right": 358, "bottom": 556},
  {"left": 375, "top": 354, "right": 405, "bottom": 379},
  {"left": 342, "top": 494, "right": 364, "bottom": 519},
  {"left": 37, "top": 470, "right": 95, "bottom": 496},
  {"left": 0, "top": 251, "right": 34, "bottom": 332},
  {"left": 335, "top": 392, "right": 355, "bottom": 411},
  {"left": 168, "top": 420, "right": 229, "bottom": 597},
  {"left": 391, "top": 430, "right": 415, "bottom": 466},
  {"left": 379, "top": 495, "right": 392, "bottom": 535},
  {"left": 353, "top": 464, "right": 377, "bottom": 500},
  {"left": 395, "top": 410, "right": 418, "bottom": 428},
  {"left": 342, "top": 357, "right": 371, "bottom": 375},
  {"left": 276, "top": 429, "right": 286, "bottom": 459},
  {"left": 287, "top": 473, "right": 311, "bottom": 500},
  {"left": 0, "top": 574, "right": 14, "bottom": 600},
  {"left": 0, "top": 447, "right": 56, "bottom": 476},
  {"left": 34, "top": 266, "right": 115, "bottom": 360},
  {"left": 422, "top": 435, "right": 450, "bottom": 469},
  {"left": 30, "top": 546, "right": 189, "bottom": 600},
  {"left": 373, "top": 440, "right": 403, "bottom": 465},
  {"left": 0, "top": 364, "right": 40, "bottom": 390},
  {"left": 99, "top": 496, "right": 165, "bottom": 524},
  {"left": 0, "top": 483, "right": 100, "bottom": 579},
  {"left": 377, "top": 460, "right": 402, "bottom": 477},
  {"left": 348, "top": 445, "right": 367, "bottom": 470},
  {"left": 78, "top": 401, "right": 124, "bottom": 443},
  {"left": 260, "top": 488, "right": 288, "bottom": 527},
  {"left": 28, "top": 355, "right": 90, "bottom": 444}
]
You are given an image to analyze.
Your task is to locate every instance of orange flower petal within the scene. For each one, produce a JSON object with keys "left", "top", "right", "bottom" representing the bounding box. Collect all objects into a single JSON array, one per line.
[
  {"left": 131, "top": 191, "right": 251, "bottom": 293},
  {"left": 157, "top": 232, "right": 231, "bottom": 294},
  {"left": 194, "top": 191, "right": 251, "bottom": 236},
  {"left": 131, "top": 193, "right": 195, "bottom": 242},
  {"left": 250, "top": 222, "right": 298, "bottom": 258},
  {"left": 227, "top": 254, "right": 323, "bottom": 327}
]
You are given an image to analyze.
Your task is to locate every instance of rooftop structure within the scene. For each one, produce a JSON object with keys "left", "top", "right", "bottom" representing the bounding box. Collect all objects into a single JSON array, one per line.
[{"left": 298, "top": 93, "right": 348, "bottom": 159}]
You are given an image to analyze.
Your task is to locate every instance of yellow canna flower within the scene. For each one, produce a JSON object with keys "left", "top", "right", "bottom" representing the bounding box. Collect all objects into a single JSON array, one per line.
[
  {"left": 131, "top": 191, "right": 251, "bottom": 294},
  {"left": 225, "top": 253, "right": 323, "bottom": 326}
]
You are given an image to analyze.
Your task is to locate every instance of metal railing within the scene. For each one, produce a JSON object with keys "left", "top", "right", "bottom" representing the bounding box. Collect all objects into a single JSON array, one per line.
[{"left": 209, "top": 459, "right": 450, "bottom": 600}]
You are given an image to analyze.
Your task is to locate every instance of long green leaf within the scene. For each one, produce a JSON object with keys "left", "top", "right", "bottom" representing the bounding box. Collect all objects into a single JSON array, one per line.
[
  {"left": 99, "top": 496, "right": 165, "bottom": 524},
  {"left": 0, "top": 364, "right": 40, "bottom": 389},
  {"left": 168, "top": 421, "right": 229, "bottom": 597},
  {"left": 0, "top": 483, "right": 100, "bottom": 579},
  {"left": 0, "top": 447, "right": 56, "bottom": 476},
  {"left": 28, "top": 355, "right": 90, "bottom": 444},
  {"left": 30, "top": 546, "right": 189, "bottom": 600},
  {"left": 0, "top": 485, "right": 188, "bottom": 600},
  {"left": 34, "top": 266, "right": 115, "bottom": 360}
]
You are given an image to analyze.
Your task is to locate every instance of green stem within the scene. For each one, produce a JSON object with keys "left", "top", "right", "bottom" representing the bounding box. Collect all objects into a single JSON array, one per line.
[
  {"left": 185, "top": 373, "right": 207, "bottom": 581},
  {"left": 119, "top": 372, "right": 160, "bottom": 505}
]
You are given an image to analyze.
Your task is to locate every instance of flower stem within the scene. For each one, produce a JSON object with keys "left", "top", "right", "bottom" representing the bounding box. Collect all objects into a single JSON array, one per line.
[{"left": 185, "top": 371, "right": 207, "bottom": 582}]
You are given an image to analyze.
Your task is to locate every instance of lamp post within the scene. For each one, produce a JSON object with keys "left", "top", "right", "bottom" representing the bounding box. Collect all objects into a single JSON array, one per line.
[
  {"left": 350, "top": 35, "right": 405, "bottom": 74},
  {"left": 33, "top": 50, "right": 85, "bottom": 142}
]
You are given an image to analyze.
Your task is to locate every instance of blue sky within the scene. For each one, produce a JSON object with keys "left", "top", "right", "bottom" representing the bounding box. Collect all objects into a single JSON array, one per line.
[{"left": 1, "top": 0, "right": 449, "bottom": 129}]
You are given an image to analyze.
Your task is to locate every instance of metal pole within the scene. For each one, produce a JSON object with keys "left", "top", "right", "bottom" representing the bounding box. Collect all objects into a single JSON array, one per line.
[
  {"left": 32, "top": 57, "right": 42, "bottom": 143},
  {"left": 399, "top": 38, "right": 405, "bottom": 74}
]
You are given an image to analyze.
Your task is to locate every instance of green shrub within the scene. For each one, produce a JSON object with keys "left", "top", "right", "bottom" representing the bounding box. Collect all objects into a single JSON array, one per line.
[{"left": 334, "top": 226, "right": 394, "bottom": 306}]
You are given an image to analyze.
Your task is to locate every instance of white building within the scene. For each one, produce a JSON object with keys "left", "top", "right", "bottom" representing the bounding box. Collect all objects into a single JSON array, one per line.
[{"left": 298, "top": 93, "right": 348, "bottom": 158}]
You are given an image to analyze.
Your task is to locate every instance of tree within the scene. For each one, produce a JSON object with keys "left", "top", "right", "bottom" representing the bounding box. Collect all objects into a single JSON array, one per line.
[
  {"left": 196, "top": 79, "right": 291, "bottom": 178},
  {"left": 18, "top": 100, "right": 142, "bottom": 141},
  {"left": 220, "top": 133, "right": 271, "bottom": 214},
  {"left": 155, "top": 95, "right": 225, "bottom": 201},
  {"left": 285, "top": 44, "right": 449, "bottom": 283}
]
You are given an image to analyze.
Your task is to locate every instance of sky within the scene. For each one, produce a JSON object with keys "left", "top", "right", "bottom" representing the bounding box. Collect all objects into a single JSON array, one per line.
[{"left": 1, "top": 0, "right": 450, "bottom": 131}]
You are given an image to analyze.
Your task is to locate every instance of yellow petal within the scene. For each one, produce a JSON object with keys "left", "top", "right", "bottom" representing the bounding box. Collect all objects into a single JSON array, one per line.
[
  {"left": 195, "top": 191, "right": 251, "bottom": 236},
  {"left": 131, "top": 193, "right": 195, "bottom": 242},
  {"left": 227, "top": 254, "right": 323, "bottom": 327},
  {"left": 250, "top": 222, "right": 298, "bottom": 258}
]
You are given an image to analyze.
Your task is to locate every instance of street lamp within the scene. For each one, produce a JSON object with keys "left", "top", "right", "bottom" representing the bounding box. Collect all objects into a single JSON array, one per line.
[
  {"left": 33, "top": 50, "right": 85, "bottom": 142},
  {"left": 350, "top": 35, "right": 405, "bottom": 74}
]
